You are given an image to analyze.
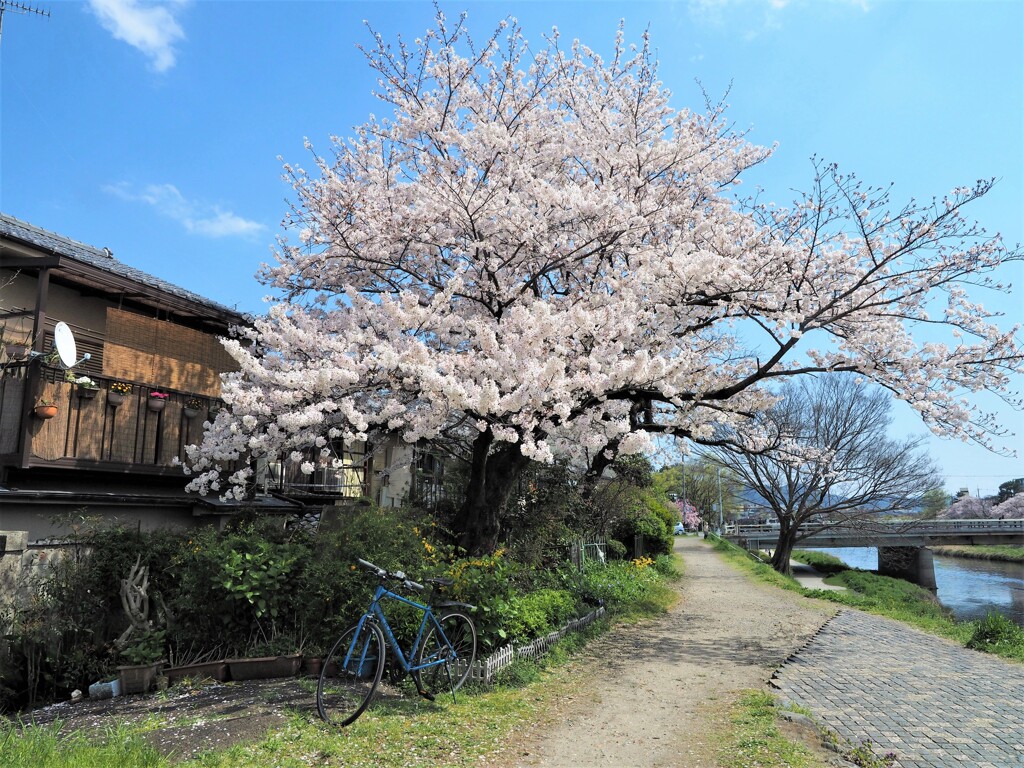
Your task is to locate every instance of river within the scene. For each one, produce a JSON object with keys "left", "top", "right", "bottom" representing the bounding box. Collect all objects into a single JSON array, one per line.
[{"left": 817, "top": 546, "right": 1024, "bottom": 626}]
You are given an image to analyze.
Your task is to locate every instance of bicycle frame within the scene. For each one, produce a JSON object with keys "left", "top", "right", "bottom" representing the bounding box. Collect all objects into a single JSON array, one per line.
[{"left": 346, "top": 582, "right": 454, "bottom": 676}]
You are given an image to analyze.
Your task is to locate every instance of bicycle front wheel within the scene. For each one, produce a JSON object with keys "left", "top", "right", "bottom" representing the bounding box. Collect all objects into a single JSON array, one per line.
[
  {"left": 317, "top": 621, "right": 386, "bottom": 727},
  {"left": 416, "top": 611, "right": 477, "bottom": 696}
]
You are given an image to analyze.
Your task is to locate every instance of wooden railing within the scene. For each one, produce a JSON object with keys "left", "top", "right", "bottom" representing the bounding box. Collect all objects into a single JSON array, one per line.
[{"left": 2, "top": 364, "right": 218, "bottom": 472}]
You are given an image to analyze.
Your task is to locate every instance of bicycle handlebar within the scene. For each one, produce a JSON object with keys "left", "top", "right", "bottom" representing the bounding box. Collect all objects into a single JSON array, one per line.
[{"left": 356, "top": 558, "right": 424, "bottom": 592}]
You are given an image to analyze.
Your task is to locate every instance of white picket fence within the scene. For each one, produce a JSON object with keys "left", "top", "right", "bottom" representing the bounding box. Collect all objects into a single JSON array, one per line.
[{"left": 454, "top": 605, "right": 606, "bottom": 684}]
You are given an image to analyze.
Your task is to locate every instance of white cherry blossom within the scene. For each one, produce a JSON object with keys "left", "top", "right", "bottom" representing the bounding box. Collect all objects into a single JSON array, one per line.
[{"left": 184, "top": 12, "right": 1022, "bottom": 554}]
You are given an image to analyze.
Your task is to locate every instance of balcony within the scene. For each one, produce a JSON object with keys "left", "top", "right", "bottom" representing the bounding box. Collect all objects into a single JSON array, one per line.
[{"left": 0, "top": 362, "right": 216, "bottom": 474}]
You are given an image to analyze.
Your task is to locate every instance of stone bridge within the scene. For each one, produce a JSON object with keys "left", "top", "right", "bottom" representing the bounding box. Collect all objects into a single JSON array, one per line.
[{"left": 728, "top": 518, "right": 1024, "bottom": 591}]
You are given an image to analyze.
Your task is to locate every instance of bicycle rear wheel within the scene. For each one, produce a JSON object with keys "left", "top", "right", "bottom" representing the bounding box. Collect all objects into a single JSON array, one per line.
[
  {"left": 416, "top": 611, "right": 477, "bottom": 696},
  {"left": 317, "top": 621, "right": 385, "bottom": 727}
]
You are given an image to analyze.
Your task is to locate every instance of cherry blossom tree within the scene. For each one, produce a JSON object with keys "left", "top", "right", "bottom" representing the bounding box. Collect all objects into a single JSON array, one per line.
[
  {"left": 675, "top": 500, "right": 700, "bottom": 530},
  {"left": 941, "top": 494, "right": 996, "bottom": 519},
  {"left": 183, "top": 12, "right": 1023, "bottom": 554},
  {"left": 991, "top": 493, "right": 1024, "bottom": 519}
]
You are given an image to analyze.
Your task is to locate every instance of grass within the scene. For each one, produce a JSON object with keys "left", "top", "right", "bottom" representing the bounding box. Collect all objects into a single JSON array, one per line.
[
  {"left": 965, "top": 612, "right": 1024, "bottom": 662},
  {"left": 790, "top": 550, "right": 849, "bottom": 574},
  {"left": 717, "top": 690, "right": 822, "bottom": 768},
  {"left": 930, "top": 544, "right": 1024, "bottom": 563},
  {"left": 810, "top": 568, "right": 980, "bottom": 649},
  {"left": 187, "top": 688, "right": 544, "bottom": 767},
  {"left": 0, "top": 720, "right": 166, "bottom": 768}
]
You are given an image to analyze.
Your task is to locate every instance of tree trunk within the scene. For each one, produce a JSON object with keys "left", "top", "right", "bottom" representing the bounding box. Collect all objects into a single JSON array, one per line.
[
  {"left": 770, "top": 524, "right": 798, "bottom": 575},
  {"left": 452, "top": 430, "right": 531, "bottom": 555}
]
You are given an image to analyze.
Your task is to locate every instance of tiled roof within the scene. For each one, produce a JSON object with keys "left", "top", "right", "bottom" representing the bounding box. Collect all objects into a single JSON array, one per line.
[{"left": 0, "top": 212, "right": 248, "bottom": 322}]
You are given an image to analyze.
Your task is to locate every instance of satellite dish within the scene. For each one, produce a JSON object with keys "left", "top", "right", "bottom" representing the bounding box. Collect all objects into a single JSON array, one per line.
[
  {"left": 54, "top": 323, "right": 77, "bottom": 368},
  {"left": 52, "top": 322, "right": 90, "bottom": 369}
]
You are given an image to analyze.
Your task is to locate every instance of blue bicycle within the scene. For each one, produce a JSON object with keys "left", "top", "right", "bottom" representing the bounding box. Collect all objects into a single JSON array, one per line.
[{"left": 316, "top": 558, "right": 477, "bottom": 727}]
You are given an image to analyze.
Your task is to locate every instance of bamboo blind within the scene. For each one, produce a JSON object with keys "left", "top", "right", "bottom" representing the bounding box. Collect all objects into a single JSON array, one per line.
[{"left": 102, "top": 308, "right": 238, "bottom": 397}]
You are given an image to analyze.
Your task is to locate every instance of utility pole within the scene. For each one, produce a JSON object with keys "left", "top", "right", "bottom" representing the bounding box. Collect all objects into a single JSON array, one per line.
[
  {"left": 0, "top": 1, "right": 50, "bottom": 46},
  {"left": 681, "top": 456, "right": 687, "bottom": 509},
  {"left": 717, "top": 465, "right": 724, "bottom": 533}
]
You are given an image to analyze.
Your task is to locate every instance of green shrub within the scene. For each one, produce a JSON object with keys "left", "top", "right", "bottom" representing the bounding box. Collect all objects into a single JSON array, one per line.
[
  {"left": 652, "top": 553, "right": 681, "bottom": 577},
  {"left": 605, "top": 485, "right": 675, "bottom": 559},
  {"left": 605, "top": 539, "right": 627, "bottom": 560},
  {"left": 966, "top": 612, "right": 1024, "bottom": 658},
  {"left": 0, "top": 505, "right": 445, "bottom": 711},
  {"left": 501, "top": 588, "right": 579, "bottom": 643},
  {"left": 557, "top": 560, "right": 661, "bottom": 608},
  {"left": 439, "top": 552, "right": 521, "bottom": 651},
  {"left": 611, "top": 507, "right": 672, "bottom": 558}
]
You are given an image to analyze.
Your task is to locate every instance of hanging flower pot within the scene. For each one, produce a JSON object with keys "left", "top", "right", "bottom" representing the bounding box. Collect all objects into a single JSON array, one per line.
[
  {"left": 4, "top": 343, "right": 29, "bottom": 359},
  {"left": 108, "top": 382, "right": 132, "bottom": 407},
  {"left": 34, "top": 403, "right": 58, "bottom": 419},
  {"left": 183, "top": 397, "right": 203, "bottom": 419},
  {"left": 78, "top": 386, "right": 99, "bottom": 400},
  {"left": 148, "top": 392, "right": 169, "bottom": 412}
]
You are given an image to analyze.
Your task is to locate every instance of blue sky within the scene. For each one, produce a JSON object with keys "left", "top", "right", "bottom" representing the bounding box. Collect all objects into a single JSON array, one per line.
[{"left": 2, "top": 0, "right": 1021, "bottom": 496}]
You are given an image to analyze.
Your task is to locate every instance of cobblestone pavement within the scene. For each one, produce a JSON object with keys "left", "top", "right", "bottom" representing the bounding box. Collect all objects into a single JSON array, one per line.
[{"left": 770, "top": 610, "right": 1024, "bottom": 768}]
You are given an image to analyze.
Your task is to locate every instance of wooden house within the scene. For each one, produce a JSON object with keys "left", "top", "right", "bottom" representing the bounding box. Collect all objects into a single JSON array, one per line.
[
  {"left": 0, "top": 214, "right": 447, "bottom": 545},
  {"left": 0, "top": 213, "right": 302, "bottom": 539}
]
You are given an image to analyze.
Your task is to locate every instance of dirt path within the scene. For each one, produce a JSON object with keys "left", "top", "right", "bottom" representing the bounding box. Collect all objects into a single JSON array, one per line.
[{"left": 509, "top": 536, "right": 836, "bottom": 768}]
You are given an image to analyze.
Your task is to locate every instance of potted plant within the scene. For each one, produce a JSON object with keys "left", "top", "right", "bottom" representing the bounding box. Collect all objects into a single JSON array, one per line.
[
  {"left": 108, "top": 381, "right": 132, "bottom": 406},
  {"left": 165, "top": 645, "right": 230, "bottom": 686},
  {"left": 227, "top": 633, "right": 303, "bottom": 681},
  {"left": 2, "top": 325, "right": 30, "bottom": 359},
  {"left": 302, "top": 643, "right": 326, "bottom": 677},
  {"left": 33, "top": 398, "right": 58, "bottom": 419},
  {"left": 183, "top": 396, "right": 203, "bottom": 419},
  {"left": 73, "top": 375, "right": 100, "bottom": 399},
  {"left": 117, "top": 628, "right": 166, "bottom": 695},
  {"left": 148, "top": 390, "right": 169, "bottom": 412},
  {"left": 4, "top": 341, "right": 29, "bottom": 359}
]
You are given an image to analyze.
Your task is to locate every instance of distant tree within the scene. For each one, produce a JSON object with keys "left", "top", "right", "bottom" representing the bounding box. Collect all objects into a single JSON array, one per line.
[
  {"left": 655, "top": 459, "right": 741, "bottom": 529},
  {"left": 704, "top": 375, "right": 940, "bottom": 574},
  {"left": 997, "top": 478, "right": 1024, "bottom": 504},
  {"left": 940, "top": 494, "right": 996, "bottom": 519},
  {"left": 920, "top": 487, "right": 951, "bottom": 519},
  {"left": 672, "top": 499, "right": 700, "bottom": 528}
]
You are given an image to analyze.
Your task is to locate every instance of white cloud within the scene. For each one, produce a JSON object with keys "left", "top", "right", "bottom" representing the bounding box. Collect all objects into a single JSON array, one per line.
[
  {"left": 88, "top": 0, "right": 187, "bottom": 72},
  {"left": 105, "top": 182, "right": 266, "bottom": 239}
]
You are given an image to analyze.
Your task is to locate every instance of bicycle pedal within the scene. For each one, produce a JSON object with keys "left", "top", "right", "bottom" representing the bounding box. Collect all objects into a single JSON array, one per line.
[{"left": 416, "top": 688, "right": 436, "bottom": 702}]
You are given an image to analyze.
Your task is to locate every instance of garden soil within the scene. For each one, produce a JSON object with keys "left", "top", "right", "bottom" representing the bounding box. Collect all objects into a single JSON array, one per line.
[{"left": 20, "top": 536, "right": 840, "bottom": 766}]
